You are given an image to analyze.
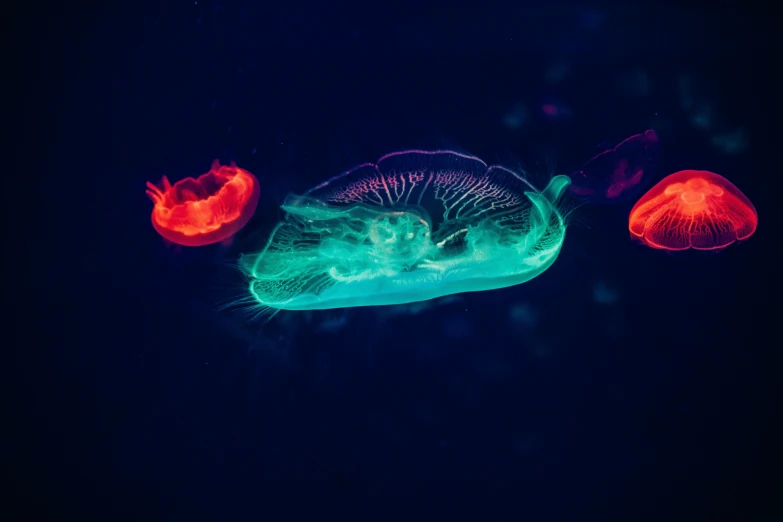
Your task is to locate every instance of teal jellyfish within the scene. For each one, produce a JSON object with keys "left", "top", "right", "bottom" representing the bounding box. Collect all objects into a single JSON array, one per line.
[{"left": 240, "top": 150, "right": 570, "bottom": 311}]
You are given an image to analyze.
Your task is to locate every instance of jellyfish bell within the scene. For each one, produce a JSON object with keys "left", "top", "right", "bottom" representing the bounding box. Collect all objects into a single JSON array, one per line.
[
  {"left": 628, "top": 169, "right": 758, "bottom": 252},
  {"left": 146, "top": 159, "right": 260, "bottom": 247},
  {"left": 570, "top": 129, "right": 660, "bottom": 204},
  {"left": 240, "top": 150, "right": 571, "bottom": 312}
]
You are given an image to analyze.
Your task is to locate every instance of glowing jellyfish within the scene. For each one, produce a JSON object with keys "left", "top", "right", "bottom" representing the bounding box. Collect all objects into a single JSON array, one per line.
[
  {"left": 240, "top": 150, "right": 571, "bottom": 311},
  {"left": 146, "top": 160, "right": 260, "bottom": 247},
  {"left": 628, "top": 170, "right": 757, "bottom": 251},
  {"left": 570, "top": 129, "right": 659, "bottom": 204}
]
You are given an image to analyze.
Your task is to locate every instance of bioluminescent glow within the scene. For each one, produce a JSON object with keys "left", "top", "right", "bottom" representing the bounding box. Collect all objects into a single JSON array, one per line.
[
  {"left": 240, "top": 150, "right": 570, "bottom": 312},
  {"left": 146, "top": 160, "right": 260, "bottom": 247},
  {"left": 628, "top": 169, "right": 757, "bottom": 251}
]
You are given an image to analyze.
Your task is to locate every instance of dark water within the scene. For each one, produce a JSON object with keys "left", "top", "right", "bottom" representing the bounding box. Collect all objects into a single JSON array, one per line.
[{"left": 13, "top": 3, "right": 780, "bottom": 520}]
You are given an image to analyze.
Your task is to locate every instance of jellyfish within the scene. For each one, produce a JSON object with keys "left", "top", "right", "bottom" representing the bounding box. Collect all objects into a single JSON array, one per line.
[
  {"left": 628, "top": 170, "right": 758, "bottom": 251},
  {"left": 569, "top": 129, "right": 659, "bottom": 204},
  {"left": 146, "top": 160, "right": 260, "bottom": 247},
  {"left": 239, "top": 150, "right": 571, "bottom": 312}
]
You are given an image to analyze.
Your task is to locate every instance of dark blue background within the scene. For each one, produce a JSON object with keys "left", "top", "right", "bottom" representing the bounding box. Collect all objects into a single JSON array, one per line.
[{"left": 12, "top": 2, "right": 780, "bottom": 520}]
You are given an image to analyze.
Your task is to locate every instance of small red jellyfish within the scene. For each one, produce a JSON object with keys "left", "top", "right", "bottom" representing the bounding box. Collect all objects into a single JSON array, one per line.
[
  {"left": 145, "top": 160, "right": 260, "bottom": 247},
  {"left": 570, "top": 129, "right": 660, "bottom": 204},
  {"left": 628, "top": 170, "right": 757, "bottom": 251}
]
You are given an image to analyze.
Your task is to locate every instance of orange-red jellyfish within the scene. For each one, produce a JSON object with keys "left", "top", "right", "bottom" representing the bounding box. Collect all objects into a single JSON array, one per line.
[
  {"left": 628, "top": 170, "right": 757, "bottom": 251},
  {"left": 145, "top": 160, "right": 260, "bottom": 247}
]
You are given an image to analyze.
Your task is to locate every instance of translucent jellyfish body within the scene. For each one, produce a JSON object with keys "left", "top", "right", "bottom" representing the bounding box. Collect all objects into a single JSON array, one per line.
[
  {"left": 570, "top": 130, "right": 660, "bottom": 204},
  {"left": 146, "top": 160, "right": 260, "bottom": 247},
  {"left": 628, "top": 169, "right": 758, "bottom": 251},
  {"left": 240, "top": 150, "right": 571, "bottom": 311}
]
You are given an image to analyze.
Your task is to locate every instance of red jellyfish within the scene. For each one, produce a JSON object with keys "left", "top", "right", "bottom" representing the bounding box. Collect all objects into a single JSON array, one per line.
[
  {"left": 628, "top": 170, "right": 758, "bottom": 251},
  {"left": 145, "top": 160, "right": 260, "bottom": 247},
  {"left": 570, "top": 129, "right": 660, "bottom": 204}
]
